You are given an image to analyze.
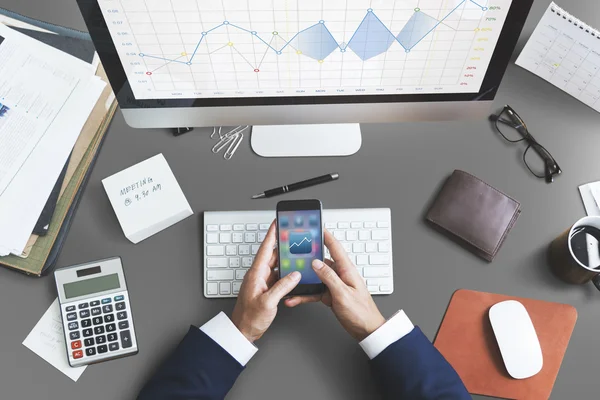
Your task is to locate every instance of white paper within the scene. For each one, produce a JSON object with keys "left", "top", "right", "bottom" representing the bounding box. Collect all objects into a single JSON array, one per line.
[
  {"left": 578, "top": 182, "right": 600, "bottom": 216},
  {"left": 516, "top": 3, "right": 600, "bottom": 114},
  {"left": 23, "top": 299, "right": 87, "bottom": 382},
  {"left": 102, "top": 154, "right": 194, "bottom": 244}
]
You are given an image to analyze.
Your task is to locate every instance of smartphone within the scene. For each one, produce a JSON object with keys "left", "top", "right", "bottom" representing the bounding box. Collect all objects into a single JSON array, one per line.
[{"left": 276, "top": 199, "right": 325, "bottom": 296}]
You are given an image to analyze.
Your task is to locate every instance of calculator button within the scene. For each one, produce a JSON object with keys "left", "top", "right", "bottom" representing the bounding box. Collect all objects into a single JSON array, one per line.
[
  {"left": 102, "top": 305, "right": 113, "bottom": 313},
  {"left": 97, "top": 345, "right": 108, "bottom": 354},
  {"left": 91, "top": 307, "right": 101, "bottom": 316},
  {"left": 83, "top": 328, "right": 93, "bottom": 337},
  {"left": 68, "top": 322, "right": 79, "bottom": 331},
  {"left": 116, "top": 302, "right": 126, "bottom": 311},
  {"left": 79, "top": 310, "right": 90, "bottom": 318},
  {"left": 120, "top": 330, "right": 132, "bottom": 348},
  {"left": 78, "top": 302, "right": 89, "bottom": 309},
  {"left": 109, "top": 343, "right": 119, "bottom": 352},
  {"left": 94, "top": 326, "right": 105, "bottom": 335},
  {"left": 71, "top": 340, "right": 82, "bottom": 350},
  {"left": 66, "top": 306, "right": 76, "bottom": 312},
  {"left": 69, "top": 331, "right": 80, "bottom": 340},
  {"left": 73, "top": 350, "right": 83, "bottom": 359},
  {"left": 81, "top": 319, "right": 91, "bottom": 328},
  {"left": 106, "top": 323, "right": 116, "bottom": 332},
  {"left": 107, "top": 333, "right": 118, "bottom": 342},
  {"left": 92, "top": 317, "right": 103, "bottom": 325},
  {"left": 84, "top": 338, "right": 94, "bottom": 347},
  {"left": 90, "top": 300, "right": 100, "bottom": 307},
  {"left": 114, "top": 295, "right": 124, "bottom": 301},
  {"left": 66, "top": 312, "right": 77, "bottom": 321},
  {"left": 104, "top": 314, "right": 115, "bottom": 323},
  {"left": 85, "top": 347, "right": 96, "bottom": 356},
  {"left": 96, "top": 335, "right": 106, "bottom": 344},
  {"left": 117, "top": 311, "right": 128, "bottom": 320},
  {"left": 118, "top": 321, "right": 129, "bottom": 330},
  {"left": 101, "top": 298, "right": 111, "bottom": 304}
]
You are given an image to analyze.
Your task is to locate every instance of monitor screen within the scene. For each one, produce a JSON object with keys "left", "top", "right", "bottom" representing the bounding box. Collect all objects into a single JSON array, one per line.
[{"left": 98, "top": 0, "right": 515, "bottom": 102}]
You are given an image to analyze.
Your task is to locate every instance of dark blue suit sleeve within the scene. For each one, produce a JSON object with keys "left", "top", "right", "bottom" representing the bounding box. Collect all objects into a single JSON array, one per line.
[
  {"left": 370, "top": 327, "right": 470, "bottom": 400},
  {"left": 137, "top": 326, "right": 244, "bottom": 400}
]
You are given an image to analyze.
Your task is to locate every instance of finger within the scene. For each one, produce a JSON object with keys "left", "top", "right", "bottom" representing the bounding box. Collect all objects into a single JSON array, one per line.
[
  {"left": 324, "top": 230, "right": 351, "bottom": 264},
  {"left": 265, "top": 271, "right": 301, "bottom": 305},
  {"left": 253, "top": 221, "right": 277, "bottom": 266},
  {"left": 311, "top": 259, "right": 345, "bottom": 295},
  {"left": 323, "top": 234, "right": 363, "bottom": 287},
  {"left": 284, "top": 295, "right": 322, "bottom": 308}
]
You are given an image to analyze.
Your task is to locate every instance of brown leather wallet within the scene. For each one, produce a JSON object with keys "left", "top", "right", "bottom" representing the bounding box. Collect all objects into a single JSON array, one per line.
[{"left": 426, "top": 170, "right": 521, "bottom": 262}]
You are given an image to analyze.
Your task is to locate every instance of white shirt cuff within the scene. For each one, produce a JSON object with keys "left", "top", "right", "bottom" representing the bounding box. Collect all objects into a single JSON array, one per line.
[
  {"left": 359, "top": 310, "right": 414, "bottom": 360},
  {"left": 199, "top": 312, "right": 258, "bottom": 366}
]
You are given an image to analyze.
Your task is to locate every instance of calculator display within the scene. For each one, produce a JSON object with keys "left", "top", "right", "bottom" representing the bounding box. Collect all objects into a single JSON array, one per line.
[{"left": 63, "top": 273, "right": 120, "bottom": 299}]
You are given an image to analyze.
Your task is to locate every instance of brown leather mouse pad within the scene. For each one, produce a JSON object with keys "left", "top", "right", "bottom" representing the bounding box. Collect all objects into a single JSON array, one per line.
[{"left": 434, "top": 289, "right": 577, "bottom": 400}]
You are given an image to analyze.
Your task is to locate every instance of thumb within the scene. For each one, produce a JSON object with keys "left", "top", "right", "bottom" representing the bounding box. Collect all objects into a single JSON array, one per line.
[
  {"left": 266, "top": 271, "right": 302, "bottom": 304},
  {"left": 312, "top": 259, "right": 344, "bottom": 295}
]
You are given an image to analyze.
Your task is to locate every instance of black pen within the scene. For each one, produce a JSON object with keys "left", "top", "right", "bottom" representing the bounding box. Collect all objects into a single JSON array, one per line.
[{"left": 252, "top": 173, "right": 339, "bottom": 199}]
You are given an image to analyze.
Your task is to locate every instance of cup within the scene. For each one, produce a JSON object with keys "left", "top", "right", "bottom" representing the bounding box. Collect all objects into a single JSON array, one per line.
[{"left": 549, "top": 216, "right": 600, "bottom": 291}]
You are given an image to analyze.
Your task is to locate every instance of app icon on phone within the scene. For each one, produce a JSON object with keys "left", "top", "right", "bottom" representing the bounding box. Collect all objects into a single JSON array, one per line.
[{"left": 289, "top": 231, "right": 312, "bottom": 254}]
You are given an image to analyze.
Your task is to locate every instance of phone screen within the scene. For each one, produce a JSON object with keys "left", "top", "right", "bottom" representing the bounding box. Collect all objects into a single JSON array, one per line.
[{"left": 277, "top": 209, "right": 323, "bottom": 285}]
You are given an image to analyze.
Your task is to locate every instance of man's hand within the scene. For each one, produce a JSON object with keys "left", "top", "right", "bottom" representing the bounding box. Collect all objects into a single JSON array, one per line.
[
  {"left": 231, "top": 221, "right": 301, "bottom": 343},
  {"left": 285, "top": 230, "right": 385, "bottom": 341}
]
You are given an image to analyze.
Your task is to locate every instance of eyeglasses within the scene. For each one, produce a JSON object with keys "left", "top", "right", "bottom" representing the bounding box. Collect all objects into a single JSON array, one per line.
[{"left": 489, "top": 105, "right": 561, "bottom": 183}]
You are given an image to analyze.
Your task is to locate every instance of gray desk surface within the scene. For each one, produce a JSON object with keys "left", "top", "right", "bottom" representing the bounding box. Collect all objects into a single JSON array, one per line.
[{"left": 1, "top": 0, "right": 600, "bottom": 399}]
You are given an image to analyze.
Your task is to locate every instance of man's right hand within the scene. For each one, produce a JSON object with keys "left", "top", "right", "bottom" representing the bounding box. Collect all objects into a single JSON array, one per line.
[{"left": 285, "top": 230, "right": 386, "bottom": 341}]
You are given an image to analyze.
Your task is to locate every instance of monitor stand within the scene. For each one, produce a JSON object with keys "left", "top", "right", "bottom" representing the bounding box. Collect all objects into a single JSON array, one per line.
[{"left": 250, "top": 123, "right": 362, "bottom": 157}]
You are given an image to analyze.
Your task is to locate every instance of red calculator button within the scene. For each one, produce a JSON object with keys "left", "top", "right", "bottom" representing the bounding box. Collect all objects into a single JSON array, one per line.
[
  {"left": 72, "top": 350, "right": 83, "bottom": 359},
  {"left": 71, "top": 340, "right": 82, "bottom": 350}
]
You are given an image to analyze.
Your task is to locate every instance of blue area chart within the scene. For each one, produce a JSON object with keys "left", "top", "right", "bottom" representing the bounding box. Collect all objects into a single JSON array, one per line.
[{"left": 140, "top": 0, "right": 488, "bottom": 67}]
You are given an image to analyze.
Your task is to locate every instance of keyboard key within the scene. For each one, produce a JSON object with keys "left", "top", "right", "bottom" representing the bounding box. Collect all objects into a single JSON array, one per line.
[
  {"left": 367, "top": 285, "right": 379, "bottom": 293},
  {"left": 359, "top": 230, "right": 370, "bottom": 241},
  {"left": 229, "top": 258, "right": 240, "bottom": 268},
  {"left": 66, "top": 312, "right": 77, "bottom": 321},
  {"left": 259, "top": 223, "right": 270, "bottom": 230},
  {"left": 233, "top": 224, "right": 245, "bottom": 231},
  {"left": 84, "top": 338, "right": 95, "bottom": 347},
  {"left": 207, "top": 258, "right": 228, "bottom": 268},
  {"left": 380, "top": 285, "right": 392, "bottom": 292},
  {"left": 206, "top": 233, "right": 218, "bottom": 244},
  {"left": 207, "top": 246, "right": 225, "bottom": 256},
  {"left": 69, "top": 331, "right": 80, "bottom": 340},
  {"left": 220, "top": 224, "right": 232, "bottom": 231},
  {"left": 325, "top": 222, "right": 336, "bottom": 229},
  {"left": 338, "top": 222, "right": 350, "bottom": 229},
  {"left": 114, "top": 295, "right": 124, "bottom": 302},
  {"left": 366, "top": 243, "right": 378, "bottom": 253},
  {"left": 353, "top": 242, "right": 365, "bottom": 253},
  {"left": 220, "top": 233, "right": 232, "bottom": 243},
  {"left": 355, "top": 267, "right": 363, "bottom": 276},
  {"left": 66, "top": 306, "right": 76, "bottom": 312},
  {"left": 364, "top": 267, "right": 391, "bottom": 278},
  {"left": 206, "top": 224, "right": 218, "bottom": 231},
  {"left": 78, "top": 303, "right": 89, "bottom": 309},
  {"left": 118, "top": 321, "right": 129, "bottom": 330},
  {"left": 356, "top": 255, "right": 369, "bottom": 265},
  {"left": 364, "top": 221, "right": 376, "bottom": 228},
  {"left": 226, "top": 245, "right": 237, "bottom": 256},
  {"left": 109, "top": 343, "right": 120, "bottom": 351},
  {"left": 245, "top": 232, "right": 256, "bottom": 243},
  {"left": 233, "top": 281, "right": 242, "bottom": 294},
  {"left": 207, "top": 270, "right": 234, "bottom": 281},
  {"left": 367, "top": 279, "right": 389, "bottom": 286},
  {"left": 68, "top": 322, "right": 79, "bottom": 331},
  {"left": 377, "top": 221, "right": 390, "bottom": 228},
  {"left": 342, "top": 243, "right": 352, "bottom": 253},
  {"left": 232, "top": 233, "right": 244, "bottom": 243},
  {"left": 235, "top": 269, "right": 247, "bottom": 280},
  {"left": 102, "top": 298, "right": 111, "bottom": 304},
  {"left": 79, "top": 310, "right": 90, "bottom": 318},
  {"left": 90, "top": 300, "right": 100, "bottom": 307},
  {"left": 96, "top": 335, "right": 106, "bottom": 344},
  {"left": 372, "top": 230, "right": 389, "bottom": 240},
  {"left": 378, "top": 242, "right": 390, "bottom": 252},
  {"left": 93, "top": 317, "right": 103, "bottom": 325},
  {"left": 121, "top": 330, "right": 133, "bottom": 348},
  {"left": 369, "top": 255, "right": 390, "bottom": 265},
  {"left": 238, "top": 245, "right": 250, "bottom": 255},
  {"left": 71, "top": 340, "right": 82, "bottom": 350},
  {"left": 246, "top": 223, "right": 258, "bottom": 231},
  {"left": 117, "top": 311, "right": 128, "bottom": 320},
  {"left": 104, "top": 314, "right": 115, "bottom": 323},
  {"left": 85, "top": 347, "right": 96, "bottom": 357},
  {"left": 103, "top": 305, "right": 113, "bottom": 313},
  {"left": 219, "top": 282, "right": 231, "bottom": 295},
  {"left": 94, "top": 326, "right": 105, "bottom": 335},
  {"left": 91, "top": 307, "right": 101, "bottom": 316},
  {"left": 107, "top": 333, "right": 118, "bottom": 342},
  {"left": 98, "top": 345, "right": 108, "bottom": 354},
  {"left": 116, "top": 302, "right": 126, "bottom": 311},
  {"left": 83, "top": 328, "right": 93, "bottom": 337},
  {"left": 242, "top": 257, "right": 253, "bottom": 268},
  {"left": 73, "top": 350, "right": 83, "bottom": 359},
  {"left": 351, "top": 222, "right": 362, "bottom": 229},
  {"left": 206, "top": 282, "right": 218, "bottom": 295},
  {"left": 258, "top": 232, "right": 267, "bottom": 242},
  {"left": 333, "top": 231, "right": 345, "bottom": 240},
  {"left": 251, "top": 244, "right": 260, "bottom": 255},
  {"left": 106, "top": 323, "right": 116, "bottom": 332},
  {"left": 346, "top": 231, "right": 358, "bottom": 241}
]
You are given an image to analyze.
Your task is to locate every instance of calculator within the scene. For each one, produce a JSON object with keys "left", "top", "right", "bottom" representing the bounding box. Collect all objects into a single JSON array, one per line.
[{"left": 54, "top": 257, "right": 138, "bottom": 367}]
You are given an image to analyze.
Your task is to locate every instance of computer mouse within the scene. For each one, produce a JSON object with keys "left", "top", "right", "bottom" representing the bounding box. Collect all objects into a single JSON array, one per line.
[{"left": 489, "top": 300, "right": 543, "bottom": 379}]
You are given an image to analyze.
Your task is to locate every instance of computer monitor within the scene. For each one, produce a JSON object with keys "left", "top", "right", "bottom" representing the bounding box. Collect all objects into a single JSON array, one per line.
[{"left": 78, "top": 0, "right": 533, "bottom": 156}]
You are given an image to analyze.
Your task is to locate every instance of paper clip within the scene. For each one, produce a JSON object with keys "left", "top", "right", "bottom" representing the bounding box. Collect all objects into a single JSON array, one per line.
[{"left": 211, "top": 125, "right": 249, "bottom": 160}]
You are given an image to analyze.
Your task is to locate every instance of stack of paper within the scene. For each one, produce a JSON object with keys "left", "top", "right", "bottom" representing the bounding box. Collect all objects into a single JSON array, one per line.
[
  {"left": 579, "top": 182, "right": 600, "bottom": 216},
  {"left": 0, "top": 24, "right": 105, "bottom": 256}
]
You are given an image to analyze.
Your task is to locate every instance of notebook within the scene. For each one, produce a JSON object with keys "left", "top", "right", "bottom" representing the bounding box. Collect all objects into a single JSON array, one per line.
[
  {"left": 516, "top": 2, "right": 600, "bottom": 113},
  {"left": 434, "top": 289, "right": 577, "bottom": 400}
]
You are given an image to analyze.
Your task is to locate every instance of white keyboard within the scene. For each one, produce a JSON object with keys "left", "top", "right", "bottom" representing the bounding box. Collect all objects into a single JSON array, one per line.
[{"left": 203, "top": 208, "right": 394, "bottom": 298}]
